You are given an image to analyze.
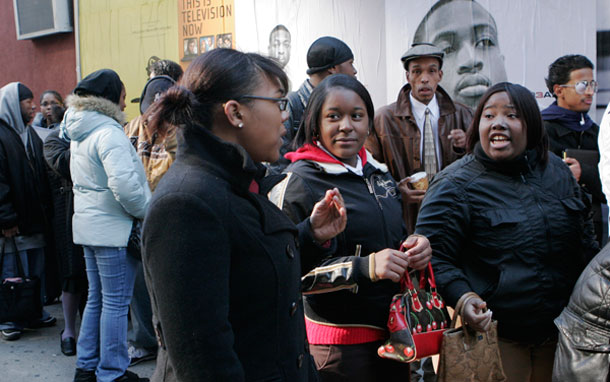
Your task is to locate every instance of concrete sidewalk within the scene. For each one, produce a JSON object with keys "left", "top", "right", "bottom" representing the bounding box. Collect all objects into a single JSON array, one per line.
[{"left": 0, "top": 302, "right": 155, "bottom": 381}]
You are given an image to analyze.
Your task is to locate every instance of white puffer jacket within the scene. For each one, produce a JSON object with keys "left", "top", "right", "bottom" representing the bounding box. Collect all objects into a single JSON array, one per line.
[{"left": 63, "top": 94, "right": 151, "bottom": 247}]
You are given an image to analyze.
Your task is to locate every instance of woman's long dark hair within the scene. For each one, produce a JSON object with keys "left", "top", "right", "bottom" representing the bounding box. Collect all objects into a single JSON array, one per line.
[
  {"left": 147, "top": 48, "right": 288, "bottom": 137},
  {"left": 466, "top": 82, "right": 548, "bottom": 164},
  {"left": 292, "top": 74, "right": 375, "bottom": 150}
]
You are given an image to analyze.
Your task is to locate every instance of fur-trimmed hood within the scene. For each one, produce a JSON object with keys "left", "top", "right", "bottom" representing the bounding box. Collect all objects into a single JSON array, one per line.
[
  {"left": 63, "top": 94, "right": 126, "bottom": 142},
  {"left": 66, "top": 94, "right": 125, "bottom": 124}
]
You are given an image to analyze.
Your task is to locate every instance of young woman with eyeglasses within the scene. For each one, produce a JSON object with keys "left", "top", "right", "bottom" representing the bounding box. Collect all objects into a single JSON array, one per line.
[{"left": 141, "top": 49, "right": 347, "bottom": 382}]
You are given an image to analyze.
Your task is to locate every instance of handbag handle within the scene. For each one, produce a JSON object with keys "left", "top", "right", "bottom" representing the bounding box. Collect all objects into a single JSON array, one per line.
[
  {"left": 398, "top": 243, "right": 445, "bottom": 311},
  {"left": 0, "top": 237, "right": 26, "bottom": 280},
  {"left": 398, "top": 243, "right": 438, "bottom": 291},
  {"left": 450, "top": 291, "right": 480, "bottom": 329}
]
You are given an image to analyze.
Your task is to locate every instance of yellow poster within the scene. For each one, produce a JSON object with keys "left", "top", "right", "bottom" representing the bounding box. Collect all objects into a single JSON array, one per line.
[
  {"left": 78, "top": 0, "right": 179, "bottom": 119},
  {"left": 177, "top": 0, "right": 235, "bottom": 69}
]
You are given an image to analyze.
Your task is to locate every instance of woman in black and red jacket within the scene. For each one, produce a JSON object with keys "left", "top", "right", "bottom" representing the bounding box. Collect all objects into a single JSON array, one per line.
[{"left": 270, "top": 74, "right": 431, "bottom": 382}]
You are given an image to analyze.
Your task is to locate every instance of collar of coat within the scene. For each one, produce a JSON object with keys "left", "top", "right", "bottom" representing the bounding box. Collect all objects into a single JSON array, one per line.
[
  {"left": 545, "top": 118, "right": 599, "bottom": 139},
  {"left": 285, "top": 143, "right": 388, "bottom": 175},
  {"left": 177, "top": 124, "right": 272, "bottom": 194},
  {"left": 393, "top": 83, "right": 457, "bottom": 119},
  {"left": 65, "top": 94, "right": 126, "bottom": 126}
]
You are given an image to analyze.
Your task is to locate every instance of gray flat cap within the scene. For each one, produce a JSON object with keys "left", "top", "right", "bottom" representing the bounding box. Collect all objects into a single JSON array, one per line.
[{"left": 400, "top": 43, "right": 444, "bottom": 70}]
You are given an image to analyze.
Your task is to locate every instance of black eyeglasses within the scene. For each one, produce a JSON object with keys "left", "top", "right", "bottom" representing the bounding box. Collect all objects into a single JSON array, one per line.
[{"left": 238, "top": 95, "right": 289, "bottom": 111}]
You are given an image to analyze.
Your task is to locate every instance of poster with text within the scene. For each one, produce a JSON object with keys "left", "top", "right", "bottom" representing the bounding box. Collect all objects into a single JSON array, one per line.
[{"left": 178, "top": 0, "right": 235, "bottom": 70}]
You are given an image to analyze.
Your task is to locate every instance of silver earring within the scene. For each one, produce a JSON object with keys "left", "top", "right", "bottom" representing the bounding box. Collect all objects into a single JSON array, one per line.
[{"left": 238, "top": 122, "right": 243, "bottom": 129}]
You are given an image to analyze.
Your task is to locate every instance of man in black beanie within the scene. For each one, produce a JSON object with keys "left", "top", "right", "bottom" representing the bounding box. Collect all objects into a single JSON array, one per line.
[
  {"left": 0, "top": 82, "right": 55, "bottom": 341},
  {"left": 270, "top": 36, "right": 357, "bottom": 173}
]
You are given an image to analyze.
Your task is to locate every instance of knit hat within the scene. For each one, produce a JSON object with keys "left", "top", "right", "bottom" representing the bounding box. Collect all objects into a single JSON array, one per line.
[
  {"left": 139, "top": 75, "right": 175, "bottom": 114},
  {"left": 400, "top": 43, "right": 444, "bottom": 70},
  {"left": 74, "top": 69, "right": 123, "bottom": 105},
  {"left": 306, "top": 37, "right": 354, "bottom": 75},
  {"left": 17, "top": 83, "right": 33, "bottom": 101}
]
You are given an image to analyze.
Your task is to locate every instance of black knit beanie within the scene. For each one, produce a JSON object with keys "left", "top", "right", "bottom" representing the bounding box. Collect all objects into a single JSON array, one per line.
[
  {"left": 74, "top": 69, "right": 123, "bottom": 105},
  {"left": 18, "top": 83, "right": 33, "bottom": 101},
  {"left": 306, "top": 37, "right": 354, "bottom": 75}
]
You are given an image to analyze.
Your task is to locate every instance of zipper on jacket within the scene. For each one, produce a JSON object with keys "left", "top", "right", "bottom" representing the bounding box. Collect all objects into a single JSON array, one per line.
[
  {"left": 364, "top": 177, "right": 383, "bottom": 211},
  {"left": 364, "top": 175, "right": 390, "bottom": 245}
]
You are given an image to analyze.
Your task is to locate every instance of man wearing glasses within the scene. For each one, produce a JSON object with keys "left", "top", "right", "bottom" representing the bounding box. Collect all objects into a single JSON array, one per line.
[{"left": 542, "top": 54, "right": 606, "bottom": 246}]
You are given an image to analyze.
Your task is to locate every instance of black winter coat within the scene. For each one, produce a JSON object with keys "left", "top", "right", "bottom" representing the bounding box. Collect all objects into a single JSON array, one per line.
[
  {"left": 142, "top": 126, "right": 322, "bottom": 382},
  {"left": 0, "top": 119, "right": 52, "bottom": 234},
  {"left": 544, "top": 120, "right": 605, "bottom": 205},
  {"left": 270, "top": 153, "right": 406, "bottom": 329},
  {"left": 415, "top": 145, "right": 599, "bottom": 343},
  {"left": 43, "top": 128, "right": 85, "bottom": 287},
  {"left": 545, "top": 120, "right": 606, "bottom": 243}
]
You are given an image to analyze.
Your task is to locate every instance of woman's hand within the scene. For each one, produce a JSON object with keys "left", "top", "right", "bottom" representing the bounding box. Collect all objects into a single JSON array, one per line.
[
  {"left": 462, "top": 296, "right": 493, "bottom": 332},
  {"left": 401, "top": 234, "right": 432, "bottom": 270},
  {"left": 371, "top": 249, "right": 410, "bottom": 282},
  {"left": 310, "top": 188, "right": 347, "bottom": 244}
]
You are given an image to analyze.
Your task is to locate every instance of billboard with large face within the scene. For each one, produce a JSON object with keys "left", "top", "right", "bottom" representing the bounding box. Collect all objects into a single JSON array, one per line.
[{"left": 78, "top": 0, "right": 605, "bottom": 120}]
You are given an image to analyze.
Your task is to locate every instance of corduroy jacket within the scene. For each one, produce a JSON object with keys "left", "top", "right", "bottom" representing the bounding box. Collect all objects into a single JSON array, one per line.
[{"left": 366, "top": 84, "right": 472, "bottom": 233}]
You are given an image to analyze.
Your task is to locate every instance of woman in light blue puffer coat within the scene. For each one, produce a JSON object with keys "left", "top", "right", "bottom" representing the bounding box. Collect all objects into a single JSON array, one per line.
[{"left": 62, "top": 69, "right": 151, "bottom": 382}]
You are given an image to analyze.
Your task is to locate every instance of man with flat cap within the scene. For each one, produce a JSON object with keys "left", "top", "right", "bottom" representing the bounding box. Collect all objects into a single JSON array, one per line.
[
  {"left": 270, "top": 36, "right": 357, "bottom": 172},
  {"left": 366, "top": 43, "right": 472, "bottom": 234}
]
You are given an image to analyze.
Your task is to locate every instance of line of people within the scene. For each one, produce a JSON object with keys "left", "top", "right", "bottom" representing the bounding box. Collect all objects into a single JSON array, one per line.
[{"left": 0, "top": 38, "right": 608, "bottom": 382}]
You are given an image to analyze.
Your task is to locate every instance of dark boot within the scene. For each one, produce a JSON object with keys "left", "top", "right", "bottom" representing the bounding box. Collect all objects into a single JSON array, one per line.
[
  {"left": 73, "top": 368, "right": 96, "bottom": 382},
  {"left": 114, "top": 370, "right": 150, "bottom": 382}
]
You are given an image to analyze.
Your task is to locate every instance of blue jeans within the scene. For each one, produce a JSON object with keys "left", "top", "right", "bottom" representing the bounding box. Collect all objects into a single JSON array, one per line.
[{"left": 76, "top": 246, "right": 137, "bottom": 382}]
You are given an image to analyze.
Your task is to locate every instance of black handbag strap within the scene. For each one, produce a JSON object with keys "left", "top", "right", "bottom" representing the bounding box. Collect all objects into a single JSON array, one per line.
[{"left": 0, "top": 237, "right": 27, "bottom": 280}]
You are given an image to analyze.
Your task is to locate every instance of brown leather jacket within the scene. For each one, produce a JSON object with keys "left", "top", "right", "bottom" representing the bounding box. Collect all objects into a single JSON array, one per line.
[{"left": 365, "top": 84, "right": 473, "bottom": 233}]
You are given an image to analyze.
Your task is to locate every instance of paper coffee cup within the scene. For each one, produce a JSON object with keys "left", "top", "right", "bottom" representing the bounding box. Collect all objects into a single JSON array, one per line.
[{"left": 409, "top": 171, "right": 428, "bottom": 190}]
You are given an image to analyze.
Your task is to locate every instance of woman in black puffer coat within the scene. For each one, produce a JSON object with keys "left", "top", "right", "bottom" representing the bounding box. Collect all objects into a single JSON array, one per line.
[{"left": 415, "top": 82, "right": 599, "bottom": 382}]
